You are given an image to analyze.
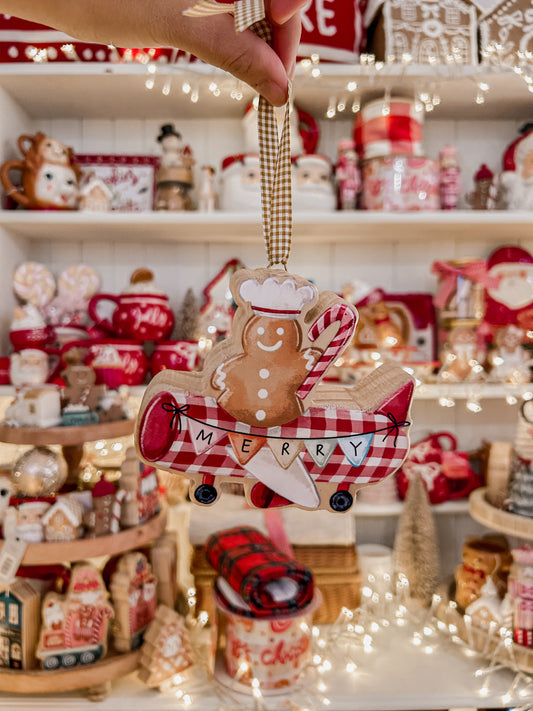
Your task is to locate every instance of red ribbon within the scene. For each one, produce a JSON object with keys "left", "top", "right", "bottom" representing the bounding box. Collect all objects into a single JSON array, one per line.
[{"left": 431, "top": 260, "right": 500, "bottom": 309}]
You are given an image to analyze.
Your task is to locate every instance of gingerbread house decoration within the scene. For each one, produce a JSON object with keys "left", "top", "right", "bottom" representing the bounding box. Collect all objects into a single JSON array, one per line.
[
  {"left": 138, "top": 605, "right": 193, "bottom": 688},
  {"left": 479, "top": 0, "right": 533, "bottom": 67},
  {"left": 42, "top": 496, "right": 84, "bottom": 542},
  {"left": 465, "top": 578, "right": 504, "bottom": 628},
  {"left": 78, "top": 177, "right": 113, "bottom": 211},
  {"left": 5, "top": 385, "right": 61, "bottom": 429},
  {"left": 0, "top": 579, "right": 41, "bottom": 670},
  {"left": 110, "top": 552, "right": 157, "bottom": 652},
  {"left": 365, "top": 0, "right": 478, "bottom": 65}
]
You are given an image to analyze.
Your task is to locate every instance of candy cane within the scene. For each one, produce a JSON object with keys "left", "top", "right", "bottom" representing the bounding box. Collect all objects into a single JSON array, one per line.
[
  {"left": 297, "top": 303, "right": 356, "bottom": 400},
  {"left": 110, "top": 489, "right": 125, "bottom": 533}
]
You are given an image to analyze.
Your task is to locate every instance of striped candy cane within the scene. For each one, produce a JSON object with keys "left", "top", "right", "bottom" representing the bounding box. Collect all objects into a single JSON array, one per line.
[{"left": 297, "top": 303, "right": 357, "bottom": 401}]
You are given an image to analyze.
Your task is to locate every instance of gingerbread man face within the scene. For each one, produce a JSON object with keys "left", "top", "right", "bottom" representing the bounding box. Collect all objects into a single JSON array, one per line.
[{"left": 244, "top": 315, "right": 301, "bottom": 359}]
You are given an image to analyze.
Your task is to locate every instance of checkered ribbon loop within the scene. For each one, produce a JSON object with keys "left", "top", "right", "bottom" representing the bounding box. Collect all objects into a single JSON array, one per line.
[
  {"left": 183, "top": 0, "right": 293, "bottom": 267},
  {"left": 161, "top": 402, "right": 190, "bottom": 433},
  {"left": 184, "top": 0, "right": 265, "bottom": 33}
]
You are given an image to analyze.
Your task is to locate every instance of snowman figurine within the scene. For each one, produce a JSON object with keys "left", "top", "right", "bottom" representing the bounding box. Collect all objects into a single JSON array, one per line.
[{"left": 211, "top": 275, "right": 323, "bottom": 427}]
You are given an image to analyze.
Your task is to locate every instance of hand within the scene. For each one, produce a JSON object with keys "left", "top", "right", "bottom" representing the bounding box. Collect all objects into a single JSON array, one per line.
[{"left": 0, "top": 0, "right": 308, "bottom": 106}]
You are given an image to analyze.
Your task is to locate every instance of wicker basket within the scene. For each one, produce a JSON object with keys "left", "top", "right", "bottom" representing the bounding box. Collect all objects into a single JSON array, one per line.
[{"left": 191, "top": 544, "right": 360, "bottom": 624}]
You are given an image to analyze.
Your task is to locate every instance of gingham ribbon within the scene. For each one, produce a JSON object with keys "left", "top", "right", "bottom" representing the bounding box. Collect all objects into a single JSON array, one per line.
[
  {"left": 184, "top": 0, "right": 293, "bottom": 266},
  {"left": 184, "top": 0, "right": 265, "bottom": 34}
]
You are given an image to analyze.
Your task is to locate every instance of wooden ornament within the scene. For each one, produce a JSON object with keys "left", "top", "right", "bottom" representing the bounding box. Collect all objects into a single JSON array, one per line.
[
  {"left": 150, "top": 532, "right": 178, "bottom": 609},
  {"left": 36, "top": 563, "right": 114, "bottom": 669},
  {"left": 42, "top": 495, "right": 84, "bottom": 542},
  {"left": 110, "top": 552, "right": 157, "bottom": 653},
  {"left": 138, "top": 604, "right": 193, "bottom": 688},
  {"left": 0, "top": 578, "right": 41, "bottom": 669},
  {"left": 136, "top": 267, "right": 414, "bottom": 512}
]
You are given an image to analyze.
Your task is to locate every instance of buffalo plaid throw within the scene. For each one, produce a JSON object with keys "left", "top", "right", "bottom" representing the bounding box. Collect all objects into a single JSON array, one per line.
[{"left": 206, "top": 526, "right": 314, "bottom": 617}]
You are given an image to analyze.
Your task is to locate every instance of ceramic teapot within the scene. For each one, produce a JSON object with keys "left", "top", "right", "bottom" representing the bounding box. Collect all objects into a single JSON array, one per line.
[
  {"left": 0, "top": 132, "right": 81, "bottom": 209},
  {"left": 88, "top": 268, "right": 174, "bottom": 342}
]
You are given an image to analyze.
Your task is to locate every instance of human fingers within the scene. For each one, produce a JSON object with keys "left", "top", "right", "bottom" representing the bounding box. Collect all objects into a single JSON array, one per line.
[
  {"left": 271, "top": 11, "right": 301, "bottom": 79},
  {"left": 269, "top": 0, "right": 309, "bottom": 25},
  {"left": 161, "top": 11, "right": 290, "bottom": 105}
]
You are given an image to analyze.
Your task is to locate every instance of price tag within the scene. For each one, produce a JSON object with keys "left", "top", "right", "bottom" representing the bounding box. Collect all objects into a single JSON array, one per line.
[{"left": 0, "top": 538, "right": 28, "bottom": 586}]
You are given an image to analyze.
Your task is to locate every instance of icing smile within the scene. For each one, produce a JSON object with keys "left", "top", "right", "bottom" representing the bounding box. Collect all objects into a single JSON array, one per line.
[{"left": 258, "top": 340, "right": 283, "bottom": 352}]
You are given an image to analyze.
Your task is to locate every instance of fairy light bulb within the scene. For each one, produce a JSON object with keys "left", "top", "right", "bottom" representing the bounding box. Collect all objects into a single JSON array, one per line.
[
  {"left": 182, "top": 80, "right": 191, "bottom": 94},
  {"left": 145, "top": 77, "right": 155, "bottom": 90},
  {"left": 162, "top": 77, "right": 172, "bottom": 96},
  {"left": 351, "top": 96, "right": 361, "bottom": 113},
  {"left": 190, "top": 86, "right": 199, "bottom": 103},
  {"left": 347, "top": 80, "right": 358, "bottom": 91},
  {"left": 326, "top": 97, "right": 336, "bottom": 119},
  {"left": 209, "top": 80, "right": 218, "bottom": 93}
]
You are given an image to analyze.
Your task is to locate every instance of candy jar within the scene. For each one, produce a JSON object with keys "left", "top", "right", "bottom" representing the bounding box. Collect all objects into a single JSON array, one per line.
[{"left": 439, "top": 145, "right": 461, "bottom": 210}]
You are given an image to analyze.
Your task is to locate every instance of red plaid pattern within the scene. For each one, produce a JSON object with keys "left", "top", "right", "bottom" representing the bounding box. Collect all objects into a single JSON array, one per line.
[
  {"left": 354, "top": 100, "right": 424, "bottom": 161},
  {"left": 297, "top": 302, "right": 357, "bottom": 400},
  {"left": 139, "top": 391, "right": 410, "bottom": 491},
  {"left": 206, "top": 526, "right": 313, "bottom": 617}
]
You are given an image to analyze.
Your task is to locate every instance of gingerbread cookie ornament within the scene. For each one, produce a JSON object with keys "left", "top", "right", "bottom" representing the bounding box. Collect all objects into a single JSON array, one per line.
[{"left": 136, "top": 1, "right": 415, "bottom": 513}]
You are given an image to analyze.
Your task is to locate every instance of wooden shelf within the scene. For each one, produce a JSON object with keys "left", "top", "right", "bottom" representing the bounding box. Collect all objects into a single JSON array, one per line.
[
  {"left": 0, "top": 63, "right": 530, "bottom": 120},
  {"left": 0, "top": 507, "right": 166, "bottom": 565},
  {"left": 0, "top": 649, "right": 140, "bottom": 696},
  {"left": 354, "top": 499, "right": 470, "bottom": 517},
  {"left": 469, "top": 487, "right": 533, "bottom": 540},
  {"left": 0, "top": 419, "right": 134, "bottom": 446},
  {"left": 0, "top": 210, "right": 532, "bottom": 244}
]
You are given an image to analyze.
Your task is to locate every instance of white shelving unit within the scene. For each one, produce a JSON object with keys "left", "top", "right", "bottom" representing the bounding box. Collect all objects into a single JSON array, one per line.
[{"left": 0, "top": 60, "right": 531, "bottom": 707}]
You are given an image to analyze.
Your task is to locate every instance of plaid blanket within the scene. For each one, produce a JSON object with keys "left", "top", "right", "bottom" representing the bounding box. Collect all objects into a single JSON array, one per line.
[{"left": 206, "top": 526, "right": 314, "bottom": 618}]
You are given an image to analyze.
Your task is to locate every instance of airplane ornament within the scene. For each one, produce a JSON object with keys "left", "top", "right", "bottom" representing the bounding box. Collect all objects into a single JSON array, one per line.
[{"left": 136, "top": 267, "right": 414, "bottom": 512}]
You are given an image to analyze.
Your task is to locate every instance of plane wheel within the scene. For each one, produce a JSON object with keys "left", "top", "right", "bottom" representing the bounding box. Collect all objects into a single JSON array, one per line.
[
  {"left": 194, "top": 484, "right": 218, "bottom": 505},
  {"left": 329, "top": 490, "right": 353, "bottom": 512}
]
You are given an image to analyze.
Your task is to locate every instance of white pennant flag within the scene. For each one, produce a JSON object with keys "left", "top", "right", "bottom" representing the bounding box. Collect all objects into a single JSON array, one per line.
[
  {"left": 304, "top": 438, "right": 337, "bottom": 468},
  {"left": 188, "top": 419, "right": 227, "bottom": 454},
  {"left": 338, "top": 433, "right": 374, "bottom": 467}
]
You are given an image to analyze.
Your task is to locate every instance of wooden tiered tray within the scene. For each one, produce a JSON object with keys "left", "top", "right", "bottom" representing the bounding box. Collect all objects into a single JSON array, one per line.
[
  {"left": 0, "top": 507, "right": 166, "bottom": 565},
  {"left": 469, "top": 487, "right": 533, "bottom": 540},
  {"left": 0, "top": 650, "right": 141, "bottom": 701},
  {"left": 0, "top": 419, "right": 134, "bottom": 485}
]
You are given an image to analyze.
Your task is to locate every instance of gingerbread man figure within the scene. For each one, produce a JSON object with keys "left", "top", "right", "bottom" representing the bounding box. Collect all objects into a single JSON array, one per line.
[{"left": 211, "top": 275, "right": 324, "bottom": 427}]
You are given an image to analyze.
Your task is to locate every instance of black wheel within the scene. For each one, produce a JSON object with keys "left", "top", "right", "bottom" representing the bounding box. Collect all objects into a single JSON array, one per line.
[
  {"left": 329, "top": 490, "right": 353, "bottom": 512},
  {"left": 194, "top": 484, "right": 218, "bottom": 505}
]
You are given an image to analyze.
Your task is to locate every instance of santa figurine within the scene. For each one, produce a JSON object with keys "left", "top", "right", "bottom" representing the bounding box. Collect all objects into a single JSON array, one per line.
[
  {"left": 500, "top": 124, "right": 533, "bottom": 211},
  {"left": 292, "top": 154, "right": 336, "bottom": 212},
  {"left": 335, "top": 138, "right": 361, "bottom": 210},
  {"left": 219, "top": 154, "right": 261, "bottom": 212},
  {"left": 439, "top": 145, "right": 462, "bottom": 210}
]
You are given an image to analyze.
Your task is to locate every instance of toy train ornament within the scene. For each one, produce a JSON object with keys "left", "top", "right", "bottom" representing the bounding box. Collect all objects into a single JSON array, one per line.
[{"left": 136, "top": 268, "right": 414, "bottom": 512}]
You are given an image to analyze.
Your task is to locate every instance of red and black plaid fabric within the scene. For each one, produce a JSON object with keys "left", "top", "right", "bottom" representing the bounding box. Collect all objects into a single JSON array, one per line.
[{"left": 206, "top": 526, "right": 313, "bottom": 618}]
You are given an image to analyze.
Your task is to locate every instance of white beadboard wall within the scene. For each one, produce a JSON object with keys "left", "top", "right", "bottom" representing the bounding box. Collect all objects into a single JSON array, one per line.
[{"left": 0, "top": 108, "right": 527, "bottom": 576}]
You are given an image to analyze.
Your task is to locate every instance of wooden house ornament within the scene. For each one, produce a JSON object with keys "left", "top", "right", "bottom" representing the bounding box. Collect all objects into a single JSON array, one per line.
[
  {"left": 150, "top": 532, "right": 178, "bottom": 609},
  {"left": 479, "top": 0, "right": 533, "bottom": 67},
  {"left": 42, "top": 495, "right": 84, "bottom": 542},
  {"left": 78, "top": 177, "right": 113, "bottom": 211},
  {"left": 37, "top": 563, "right": 114, "bottom": 669},
  {"left": 0, "top": 579, "right": 41, "bottom": 670},
  {"left": 365, "top": 0, "right": 478, "bottom": 65},
  {"left": 110, "top": 551, "right": 157, "bottom": 652},
  {"left": 138, "top": 604, "right": 193, "bottom": 688}
]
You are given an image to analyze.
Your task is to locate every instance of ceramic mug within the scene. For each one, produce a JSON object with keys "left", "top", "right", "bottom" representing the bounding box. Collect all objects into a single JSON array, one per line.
[
  {"left": 0, "top": 132, "right": 80, "bottom": 210},
  {"left": 10, "top": 324, "right": 55, "bottom": 352},
  {"left": 88, "top": 292, "right": 174, "bottom": 342},
  {"left": 150, "top": 340, "right": 199, "bottom": 375},
  {"left": 9, "top": 348, "right": 59, "bottom": 387},
  {"left": 61, "top": 338, "right": 149, "bottom": 388}
]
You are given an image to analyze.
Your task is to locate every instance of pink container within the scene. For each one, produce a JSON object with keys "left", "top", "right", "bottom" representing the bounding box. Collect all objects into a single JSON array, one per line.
[
  {"left": 354, "top": 99, "right": 424, "bottom": 161},
  {"left": 150, "top": 340, "right": 199, "bottom": 375},
  {"left": 216, "top": 590, "right": 319, "bottom": 694},
  {"left": 361, "top": 156, "right": 440, "bottom": 211}
]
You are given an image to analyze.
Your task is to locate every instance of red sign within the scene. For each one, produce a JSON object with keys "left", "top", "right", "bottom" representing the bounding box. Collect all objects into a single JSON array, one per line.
[{"left": 299, "top": 0, "right": 364, "bottom": 62}]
